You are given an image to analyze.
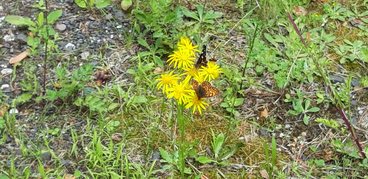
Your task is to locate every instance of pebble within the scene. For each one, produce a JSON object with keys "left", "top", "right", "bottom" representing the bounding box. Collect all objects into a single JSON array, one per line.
[
  {"left": 105, "top": 13, "right": 113, "bottom": 20},
  {"left": 3, "top": 34, "right": 15, "bottom": 42},
  {"left": 1, "top": 68, "right": 13, "bottom": 75},
  {"left": 1, "top": 84, "right": 10, "bottom": 92},
  {"left": 80, "top": 51, "right": 90, "bottom": 60},
  {"left": 16, "top": 33, "right": 27, "bottom": 43},
  {"left": 55, "top": 23, "right": 67, "bottom": 31},
  {"left": 116, "top": 25, "right": 122, "bottom": 29},
  {"left": 64, "top": 43, "right": 76, "bottom": 51},
  {"left": 9, "top": 108, "right": 18, "bottom": 114}
]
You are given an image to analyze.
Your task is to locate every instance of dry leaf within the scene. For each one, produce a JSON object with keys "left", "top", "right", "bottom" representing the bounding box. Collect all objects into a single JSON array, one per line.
[
  {"left": 260, "top": 169, "right": 269, "bottom": 179},
  {"left": 293, "top": 6, "right": 307, "bottom": 16},
  {"left": 9, "top": 50, "right": 29, "bottom": 64},
  {"left": 63, "top": 174, "right": 75, "bottom": 179},
  {"left": 111, "top": 133, "right": 123, "bottom": 142},
  {"left": 154, "top": 67, "right": 163, "bottom": 74},
  {"left": 259, "top": 108, "right": 269, "bottom": 119},
  {"left": 0, "top": 105, "right": 9, "bottom": 117}
]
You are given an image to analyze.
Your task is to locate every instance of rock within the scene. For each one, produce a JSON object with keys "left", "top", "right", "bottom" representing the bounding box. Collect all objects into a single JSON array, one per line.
[
  {"left": 9, "top": 108, "right": 18, "bottom": 114},
  {"left": 55, "top": 23, "right": 67, "bottom": 31},
  {"left": 80, "top": 51, "right": 90, "bottom": 60},
  {"left": 1, "top": 84, "right": 10, "bottom": 92},
  {"left": 41, "top": 151, "right": 51, "bottom": 162},
  {"left": 116, "top": 25, "right": 122, "bottom": 29},
  {"left": 1, "top": 68, "right": 12, "bottom": 75},
  {"left": 64, "top": 43, "right": 76, "bottom": 51},
  {"left": 3, "top": 34, "right": 15, "bottom": 42},
  {"left": 16, "top": 33, "right": 27, "bottom": 43},
  {"left": 105, "top": 13, "right": 113, "bottom": 20}
]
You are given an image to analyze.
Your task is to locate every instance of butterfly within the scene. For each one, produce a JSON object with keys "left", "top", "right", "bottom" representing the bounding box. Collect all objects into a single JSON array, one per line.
[
  {"left": 192, "top": 80, "right": 220, "bottom": 99},
  {"left": 195, "top": 45, "right": 217, "bottom": 68}
]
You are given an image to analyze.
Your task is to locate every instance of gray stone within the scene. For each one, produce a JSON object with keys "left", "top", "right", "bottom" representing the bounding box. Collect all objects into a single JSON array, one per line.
[
  {"left": 3, "top": 34, "right": 15, "bottom": 42},
  {"left": 105, "top": 13, "right": 113, "bottom": 20},
  {"left": 9, "top": 108, "right": 18, "bottom": 114},
  {"left": 55, "top": 23, "right": 67, "bottom": 31},
  {"left": 80, "top": 51, "right": 90, "bottom": 60},
  {"left": 1, "top": 84, "right": 10, "bottom": 92},
  {"left": 64, "top": 43, "right": 75, "bottom": 51},
  {"left": 16, "top": 33, "right": 27, "bottom": 42},
  {"left": 1, "top": 68, "right": 13, "bottom": 75}
]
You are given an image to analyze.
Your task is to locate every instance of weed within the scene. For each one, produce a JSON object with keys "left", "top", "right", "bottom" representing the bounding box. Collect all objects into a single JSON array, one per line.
[
  {"left": 74, "top": 0, "right": 111, "bottom": 10},
  {"left": 5, "top": 0, "right": 62, "bottom": 55},
  {"left": 284, "top": 89, "right": 320, "bottom": 125}
]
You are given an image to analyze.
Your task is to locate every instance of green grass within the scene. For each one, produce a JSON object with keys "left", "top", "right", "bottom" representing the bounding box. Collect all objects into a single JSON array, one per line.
[{"left": 1, "top": 0, "right": 368, "bottom": 178}]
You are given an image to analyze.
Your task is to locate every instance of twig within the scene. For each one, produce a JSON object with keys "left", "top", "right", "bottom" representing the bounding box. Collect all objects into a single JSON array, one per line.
[
  {"left": 287, "top": 12, "right": 366, "bottom": 159},
  {"left": 239, "top": 24, "right": 259, "bottom": 92},
  {"left": 43, "top": 0, "right": 49, "bottom": 95}
]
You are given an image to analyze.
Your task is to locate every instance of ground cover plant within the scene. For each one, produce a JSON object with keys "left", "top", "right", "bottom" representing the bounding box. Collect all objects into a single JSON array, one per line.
[{"left": 0, "top": 0, "right": 368, "bottom": 178}]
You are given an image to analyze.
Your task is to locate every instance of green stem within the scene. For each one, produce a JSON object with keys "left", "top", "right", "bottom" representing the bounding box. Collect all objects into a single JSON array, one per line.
[{"left": 177, "top": 103, "right": 185, "bottom": 178}]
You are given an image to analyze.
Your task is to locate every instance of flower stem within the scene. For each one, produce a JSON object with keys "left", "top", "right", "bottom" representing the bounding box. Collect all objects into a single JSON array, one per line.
[{"left": 177, "top": 103, "right": 186, "bottom": 178}]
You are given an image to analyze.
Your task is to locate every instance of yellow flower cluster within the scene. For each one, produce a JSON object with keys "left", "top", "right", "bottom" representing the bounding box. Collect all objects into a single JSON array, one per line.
[{"left": 156, "top": 37, "right": 223, "bottom": 114}]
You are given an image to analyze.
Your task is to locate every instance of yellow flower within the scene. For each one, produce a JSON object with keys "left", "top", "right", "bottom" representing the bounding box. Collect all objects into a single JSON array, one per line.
[
  {"left": 177, "top": 37, "right": 199, "bottom": 56},
  {"left": 199, "top": 61, "right": 222, "bottom": 81},
  {"left": 168, "top": 49, "right": 195, "bottom": 69},
  {"left": 183, "top": 66, "right": 199, "bottom": 82},
  {"left": 185, "top": 92, "right": 208, "bottom": 114},
  {"left": 167, "top": 81, "right": 193, "bottom": 104},
  {"left": 156, "top": 71, "right": 180, "bottom": 95}
]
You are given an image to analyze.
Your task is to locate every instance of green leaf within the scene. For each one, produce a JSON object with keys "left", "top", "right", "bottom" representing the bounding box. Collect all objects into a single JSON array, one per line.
[
  {"left": 233, "top": 98, "right": 244, "bottom": 106},
  {"left": 95, "top": 0, "right": 111, "bottom": 9},
  {"left": 159, "top": 148, "right": 173, "bottom": 163},
  {"left": 137, "top": 37, "right": 150, "bottom": 50},
  {"left": 37, "top": 12, "right": 44, "bottom": 26},
  {"left": 308, "top": 107, "right": 320, "bottom": 113},
  {"left": 196, "top": 156, "right": 214, "bottom": 164},
  {"left": 13, "top": 93, "right": 33, "bottom": 105},
  {"left": 47, "top": 10, "right": 62, "bottom": 24},
  {"left": 121, "top": 0, "right": 132, "bottom": 11},
  {"left": 132, "top": 95, "right": 148, "bottom": 104},
  {"left": 212, "top": 133, "right": 225, "bottom": 158},
  {"left": 5, "top": 15, "right": 35, "bottom": 27},
  {"left": 0, "top": 174, "right": 9, "bottom": 179},
  {"left": 108, "top": 103, "right": 119, "bottom": 111},
  {"left": 182, "top": 8, "right": 199, "bottom": 21},
  {"left": 315, "top": 118, "right": 340, "bottom": 129},
  {"left": 74, "top": 0, "right": 87, "bottom": 8}
]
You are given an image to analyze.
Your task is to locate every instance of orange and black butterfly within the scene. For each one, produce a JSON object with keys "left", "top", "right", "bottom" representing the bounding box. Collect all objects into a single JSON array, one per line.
[
  {"left": 192, "top": 80, "right": 220, "bottom": 99},
  {"left": 195, "top": 45, "right": 217, "bottom": 68}
]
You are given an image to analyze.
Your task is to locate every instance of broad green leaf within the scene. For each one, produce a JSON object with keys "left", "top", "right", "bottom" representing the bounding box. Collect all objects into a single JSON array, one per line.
[
  {"left": 37, "top": 12, "right": 44, "bottom": 26},
  {"left": 196, "top": 156, "right": 214, "bottom": 164},
  {"left": 74, "top": 0, "right": 87, "bottom": 8},
  {"left": 212, "top": 133, "right": 225, "bottom": 158},
  {"left": 308, "top": 107, "right": 320, "bottom": 113},
  {"left": 132, "top": 95, "right": 148, "bottom": 104},
  {"left": 121, "top": 0, "right": 132, "bottom": 11},
  {"left": 159, "top": 148, "right": 173, "bottom": 163},
  {"left": 5, "top": 15, "right": 35, "bottom": 27},
  {"left": 233, "top": 98, "right": 244, "bottom": 106},
  {"left": 315, "top": 118, "right": 340, "bottom": 129},
  {"left": 137, "top": 37, "right": 150, "bottom": 50},
  {"left": 182, "top": 8, "right": 199, "bottom": 21},
  {"left": 47, "top": 10, "right": 62, "bottom": 24},
  {"left": 13, "top": 93, "right": 33, "bottom": 105},
  {"left": 95, "top": 0, "right": 111, "bottom": 9}
]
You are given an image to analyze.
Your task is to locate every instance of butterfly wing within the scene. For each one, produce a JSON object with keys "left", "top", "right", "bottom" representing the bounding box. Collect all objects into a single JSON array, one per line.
[
  {"left": 192, "top": 80, "right": 219, "bottom": 99},
  {"left": 195, "top": 45, "right": 208, "bottom": 68},
  {"left": 200, "top": 81, "right": 220, "bottom": 97}
]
